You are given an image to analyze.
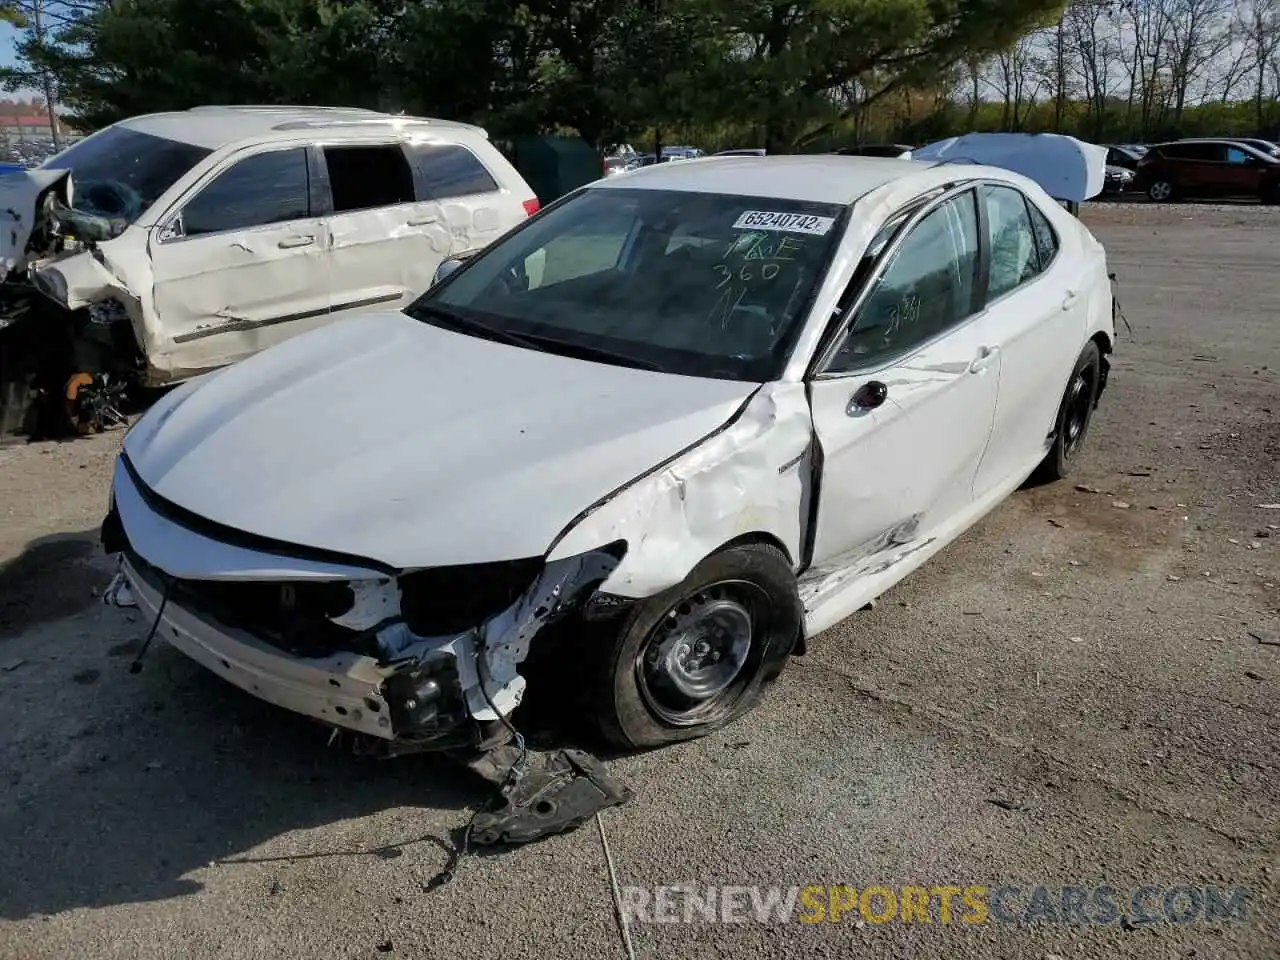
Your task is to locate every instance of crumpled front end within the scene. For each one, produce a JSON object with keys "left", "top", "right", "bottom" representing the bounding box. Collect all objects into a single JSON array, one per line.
[
  {"left": 0, "top": 168, "right": 151, "bottom": 437},
  {"left": 102, "top": 456, "right": 622, "bottom": 751}
]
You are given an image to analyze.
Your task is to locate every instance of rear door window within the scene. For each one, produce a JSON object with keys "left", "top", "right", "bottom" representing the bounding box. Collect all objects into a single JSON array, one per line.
[
  {"left": 1027, "top": 201, "right": 1059, "bottom": 269},
  {"left": 1177, "top": 144, "right": 1223, "bottom": 162},
  {"left": 981, "top": 185, "right": 1041, "bottom": 300},
  {"left": 181, "top": 148, "right": 310, "bottom": 237},
  {"left": 404, "top": 143, "right": 500, "bottom": 200},
  {"left": 321, "top": 144, "right": 416, "bottom": 213}
]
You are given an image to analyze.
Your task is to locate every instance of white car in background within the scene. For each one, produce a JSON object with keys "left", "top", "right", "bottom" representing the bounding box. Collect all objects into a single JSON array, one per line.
[
  {"left": 0, "top": 106, "right": 537, "bottom": 432},
  {"left": 105, "top": 152, "right": 1115, "bottom": 756}
]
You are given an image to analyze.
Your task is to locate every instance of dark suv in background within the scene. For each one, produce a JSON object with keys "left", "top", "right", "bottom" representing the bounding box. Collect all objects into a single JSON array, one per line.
[{"left": 1136, "top": 139, "right": 1280, "bottom": 204}]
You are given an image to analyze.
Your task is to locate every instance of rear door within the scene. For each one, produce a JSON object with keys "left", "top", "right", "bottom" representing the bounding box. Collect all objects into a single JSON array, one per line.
[
  {"left": 1223, "top": 145, "right": 1265, "bottom": 198},
  {"left": 149, "top": 145, "right": 331, "bottom": 367},
  {"left": 1181, "top": 143, "right": 1227, "bottom": 196},
  {"left": 320, "top": 139, "right": 520, "bottom": 319},
  {"left": 972, "top": 184, "right": 1088, "bottom": 496},
  {"left": 314, "top": 141, "right": 424, "bottom": 319},
  {"left": 808, "top": 188, "right": 1001, "bottom": 572}
]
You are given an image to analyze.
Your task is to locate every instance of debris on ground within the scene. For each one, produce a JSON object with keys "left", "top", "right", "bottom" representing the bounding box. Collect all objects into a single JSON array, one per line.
[
  {"left": 1250, "top": 628, "right": 1279, "bottom": 647},
  {"left": 1, "top": 657, "right": 26, "bottom": 672},
  {"left": 1075, "top": 483, "right": 1100, "bottom": 493},
  {"left": 469, "top": 749, "right": 632, "bottom": 847},
  {"left": 1112, "top": 500, "right": 1131, "bottom": 509}
]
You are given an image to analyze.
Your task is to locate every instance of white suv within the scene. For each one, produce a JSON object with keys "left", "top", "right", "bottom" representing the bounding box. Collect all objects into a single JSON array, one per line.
[{"left": 0, "top": 106, "right": 538, "bottom": 417}]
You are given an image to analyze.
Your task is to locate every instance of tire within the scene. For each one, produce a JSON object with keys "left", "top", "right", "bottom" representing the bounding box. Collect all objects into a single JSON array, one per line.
[
  {"left": 587, "top": 542, "right": 802, "bottom": 749},
  {"left": 1146, "top": 179, "right": 1174, "bottom": 203},
  {"left": 1032, "top": 341, "right": 1102, "bottom": 484},
  {"left": 1260, "top": 182, "right": 1280, "bottom": 206}
]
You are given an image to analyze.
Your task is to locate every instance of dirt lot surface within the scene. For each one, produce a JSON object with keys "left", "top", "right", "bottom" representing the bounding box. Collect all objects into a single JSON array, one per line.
[{"left": 1, "top": 202, "right": 1277, "bottom": 960}]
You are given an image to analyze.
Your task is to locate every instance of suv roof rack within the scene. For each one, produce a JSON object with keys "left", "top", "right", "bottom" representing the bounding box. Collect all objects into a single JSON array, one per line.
[
  {"left": 270, "top": 117, "right": 422, "bottom": 131},
  {"left": 188, "top": 105, "right": 385, "bottom": 115}
]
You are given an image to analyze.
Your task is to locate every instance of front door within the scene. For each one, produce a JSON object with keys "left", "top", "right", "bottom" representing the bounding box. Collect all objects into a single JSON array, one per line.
[
  {"left": 149, "top": 145, "right": 330, "bottom": 370},
  {"left": 808, "top": 188, "right": 1000, "bottom": 575}
]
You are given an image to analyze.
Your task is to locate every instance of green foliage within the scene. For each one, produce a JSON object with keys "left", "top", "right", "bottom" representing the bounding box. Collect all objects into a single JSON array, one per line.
[{"left": 18, "top": 0, "right": 1272, "bottom": 151}]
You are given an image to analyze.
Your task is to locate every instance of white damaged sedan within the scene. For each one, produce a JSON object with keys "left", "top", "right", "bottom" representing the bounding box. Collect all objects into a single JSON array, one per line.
[{"left": 104, "top": 153, "right": 1114, "bottom": 753}]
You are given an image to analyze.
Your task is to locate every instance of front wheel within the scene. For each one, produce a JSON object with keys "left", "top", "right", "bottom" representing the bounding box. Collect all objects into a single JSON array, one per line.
[
  {"left": 587, "top": 543, "right": 801, "bottom": 749},
  {"left": 1032, "top": 341, "right": 1102, "bottom": 484}
]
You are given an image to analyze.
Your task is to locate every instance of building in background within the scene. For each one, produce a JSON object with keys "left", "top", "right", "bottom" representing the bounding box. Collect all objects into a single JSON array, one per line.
[{"left": 0, "top": 98, "right": 76, "bottom": 143}]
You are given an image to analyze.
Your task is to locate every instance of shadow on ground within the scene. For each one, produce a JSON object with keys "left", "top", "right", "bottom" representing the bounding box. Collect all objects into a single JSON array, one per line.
[
  {"left": 0, "top": 629, "right": 484, "bottom": 919},
  {"left": 0, "top": 528, "right": 110, "bottom": 640}
]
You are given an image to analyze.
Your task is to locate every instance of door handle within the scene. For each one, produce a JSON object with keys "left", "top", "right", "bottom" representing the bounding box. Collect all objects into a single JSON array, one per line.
[
  {"left": 277, "top": 235, "right": 315, "bottom": 249},
  {"left": 969, "top": 345, "right": 1000, "bottom": 374},
  {"left": 846, "top": 380, "right": 888, "bottom": 415},
  {"left": 1061, "top": 289, "right": 1079, "bottom": 310},
  {"left": 407, "top": 215, "right": 439, "bottom": 226}
]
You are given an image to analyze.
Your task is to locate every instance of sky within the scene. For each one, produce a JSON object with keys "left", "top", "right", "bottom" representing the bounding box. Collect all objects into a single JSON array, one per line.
[{"left": 1, "top": 23, "right": 43, "bottom": 101}]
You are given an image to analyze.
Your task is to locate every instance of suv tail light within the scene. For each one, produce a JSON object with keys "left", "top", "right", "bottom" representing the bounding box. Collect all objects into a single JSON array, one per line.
[{"left": 522, "top": 197, "right": 540, "bottom": 216}]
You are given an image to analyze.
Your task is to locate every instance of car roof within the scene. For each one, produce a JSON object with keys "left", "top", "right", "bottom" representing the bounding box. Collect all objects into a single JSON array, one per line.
[
  {"left": 116, "top": 105, "right": 488, "bottom": 151},
  {"left": 1161, "top": 138, "right": 1256, "bottom": 147},
  {"left": 595, "top": 155, "right": 940, "bottom": 204}
]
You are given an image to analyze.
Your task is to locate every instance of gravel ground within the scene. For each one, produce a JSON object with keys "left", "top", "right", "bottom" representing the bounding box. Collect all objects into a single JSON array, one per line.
[{"left": 0, "top": 202, "right": 1277, "bottom": 960}]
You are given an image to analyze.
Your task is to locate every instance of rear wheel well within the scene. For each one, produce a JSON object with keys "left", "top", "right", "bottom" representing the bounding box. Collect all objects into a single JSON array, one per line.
[{"left": 1090, "top": 331, "right": 1112, "bottom": 404}]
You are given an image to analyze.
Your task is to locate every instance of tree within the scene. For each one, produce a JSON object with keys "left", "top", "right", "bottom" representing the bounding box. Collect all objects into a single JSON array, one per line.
[
  {"left": 1164, "top": 0, "right": 1233, "bottom": 125},
  {"left": 10, "top": 0, "right": 403, "bottom": 131},
  {"left": 1239, "top": 0, "right": 1280, "bottom": 130},
  {"left": 988, "top": 32, "right": 1047, "bottom": 129},
  {"left": 1067, "top": 0, "right": 1121, "bottom": 138},
  {"left": 698, "top": 0, "right": 1069, "bottom": 152},
  {"left": 0, "top": 1, "right": 102, "bottom": 146}
]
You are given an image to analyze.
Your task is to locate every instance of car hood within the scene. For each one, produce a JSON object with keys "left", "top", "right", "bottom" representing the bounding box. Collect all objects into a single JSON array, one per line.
[
  {"left": 909, "top": 133, "right": 1107, "bottom": 202},
  {"left": 123, "top": 311, "right": 759, "bottom": 569},
  {"left": 0, "top": 168, "right": 70, "bottom": 280}
]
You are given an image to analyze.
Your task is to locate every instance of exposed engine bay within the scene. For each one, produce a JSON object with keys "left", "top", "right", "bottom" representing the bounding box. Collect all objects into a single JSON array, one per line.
[{"left": 0, "top": 169, "right": 143, "bottom": 438}]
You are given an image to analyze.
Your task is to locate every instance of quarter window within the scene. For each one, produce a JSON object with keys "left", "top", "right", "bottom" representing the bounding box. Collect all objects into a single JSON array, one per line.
[
  {"left": 828, "top": 191, "right": 980, "bottom": 372},
  {"left": 404, "top": 143, "right": 500, "bottom": 200},
  {"left": 181, "top": 148, "right": 310, "bottom": 237},
  {"left": 982, "top": 185, "right": 1041, "bottom": 300},
  {"left": 1027, "top": 201, "right": 1059, "bottom": 269}
]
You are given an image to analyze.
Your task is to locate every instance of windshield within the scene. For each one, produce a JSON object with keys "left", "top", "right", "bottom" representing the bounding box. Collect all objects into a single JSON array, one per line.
[
  {"left": 41, "top": 126, "right": 211, "bottom": 225},
  {"left": 410, "top": 187, "right": 844, "bottom": 381}
]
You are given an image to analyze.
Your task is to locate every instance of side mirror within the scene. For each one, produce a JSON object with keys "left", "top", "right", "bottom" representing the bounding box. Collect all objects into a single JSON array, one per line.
[
  {"left": 156, "top": 214, "right": 184, "bottom": 243},
  {"left": 433, "top": 257, "right": 465, "bottom": 286}
]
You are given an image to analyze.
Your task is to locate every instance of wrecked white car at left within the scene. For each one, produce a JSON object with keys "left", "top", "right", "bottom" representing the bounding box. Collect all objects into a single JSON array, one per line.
[{"left": 0, "top": 105, "right": 538, "bottom": 436}]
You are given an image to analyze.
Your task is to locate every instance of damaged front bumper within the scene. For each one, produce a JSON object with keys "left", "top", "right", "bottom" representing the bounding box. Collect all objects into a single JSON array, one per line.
[
  {"left": 112, "top": 555, "right": 404, "bottom": 740},
  {"left": 102, "top": 459, "right": 623, "bottom": 751}
]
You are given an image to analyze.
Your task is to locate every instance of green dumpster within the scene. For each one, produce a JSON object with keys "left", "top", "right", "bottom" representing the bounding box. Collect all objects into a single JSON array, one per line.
[{"left": 512, "top": 136, "right": 601, "bottom": 205}]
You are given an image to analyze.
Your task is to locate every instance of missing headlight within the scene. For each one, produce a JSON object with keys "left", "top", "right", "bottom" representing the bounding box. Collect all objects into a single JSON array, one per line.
[
  {"left": 398, "top": 558, "right": 545, "bottom": 636},
  {"left": 88, "top": 298, "right": 130, "bottom": 327}
]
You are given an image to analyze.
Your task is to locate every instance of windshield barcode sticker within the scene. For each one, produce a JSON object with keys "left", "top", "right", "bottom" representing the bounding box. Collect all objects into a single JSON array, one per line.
[{"left": 732, "top": 210, "right": 835, "bottom": 235}]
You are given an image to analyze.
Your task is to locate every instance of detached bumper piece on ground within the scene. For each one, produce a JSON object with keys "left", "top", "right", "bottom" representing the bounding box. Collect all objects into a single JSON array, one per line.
[{"left": 463, "top": 746, "right": 632, "bottom": 847}]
